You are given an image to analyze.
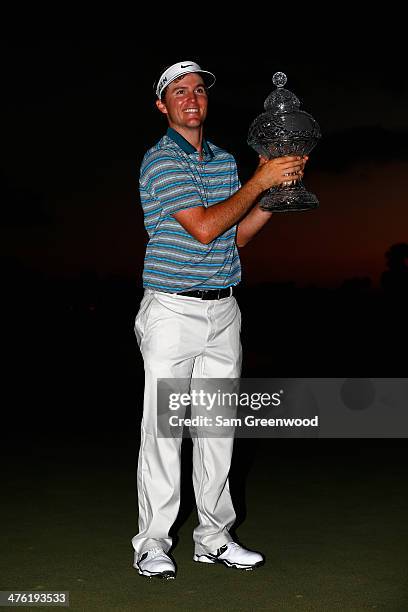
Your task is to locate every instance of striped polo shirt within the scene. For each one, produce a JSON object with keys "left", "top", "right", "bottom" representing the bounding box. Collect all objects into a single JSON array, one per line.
[{"left": 139, "top": 127, "right": 242, "bottom": 292}]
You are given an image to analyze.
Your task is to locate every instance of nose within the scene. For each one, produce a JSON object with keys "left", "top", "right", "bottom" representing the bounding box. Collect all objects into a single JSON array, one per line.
[{"left": 187, "top": 90, "right": 199, "bottom": 103}]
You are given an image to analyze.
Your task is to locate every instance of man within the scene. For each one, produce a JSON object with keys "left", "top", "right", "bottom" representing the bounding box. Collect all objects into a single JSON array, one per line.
[{"left": 132, "top": 61, "right": 306, "bottom": 579}]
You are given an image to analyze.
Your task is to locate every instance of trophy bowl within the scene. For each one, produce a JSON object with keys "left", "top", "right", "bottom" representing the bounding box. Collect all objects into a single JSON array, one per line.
[{"left": 248, "top": 72, "right": 321, "bottom": 212}]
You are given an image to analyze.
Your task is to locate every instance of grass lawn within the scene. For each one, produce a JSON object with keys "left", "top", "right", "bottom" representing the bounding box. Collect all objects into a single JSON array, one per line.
[{"left": 1, "top": 437, "right": 407, "bottom": 611}]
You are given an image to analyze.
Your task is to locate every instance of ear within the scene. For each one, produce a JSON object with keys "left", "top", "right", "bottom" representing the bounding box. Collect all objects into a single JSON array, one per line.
[{"left": 156, "top": 98, "right": 168, "bottom": 115}]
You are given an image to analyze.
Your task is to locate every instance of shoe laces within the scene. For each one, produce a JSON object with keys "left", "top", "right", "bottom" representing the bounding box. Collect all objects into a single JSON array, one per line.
[
  {"left": 218, "top": 541, "right": 241, "bottom": 555},
  {"left": 145, "top": 548, "right": 167, "bottom": 559},
  {"left": 226, "top": 542, "right": 241, "bottom": 551}
]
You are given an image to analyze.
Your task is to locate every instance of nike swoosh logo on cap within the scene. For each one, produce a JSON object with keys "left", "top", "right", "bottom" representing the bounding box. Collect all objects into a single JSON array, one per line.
[{"left": 180, "top": 64, "right": 193, "bottom": 68}]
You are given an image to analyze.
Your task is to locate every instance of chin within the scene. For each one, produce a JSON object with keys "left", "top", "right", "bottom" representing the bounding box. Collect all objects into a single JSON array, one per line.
[{"left": 185, "top": 122, "right": 202, "bottom": 129}]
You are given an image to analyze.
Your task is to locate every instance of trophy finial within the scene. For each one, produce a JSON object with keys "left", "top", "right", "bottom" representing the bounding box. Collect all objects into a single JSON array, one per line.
[{"left": 272, "top": 72, "right": 287, "bottom": 88}]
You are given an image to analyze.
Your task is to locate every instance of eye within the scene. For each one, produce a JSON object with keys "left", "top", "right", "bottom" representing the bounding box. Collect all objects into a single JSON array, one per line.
[
  {"left": 175, "top": 88, "right": 186, "bottom": 95},
  {"left": 195, "top": 86, "right": 207, "bottom": 95}
]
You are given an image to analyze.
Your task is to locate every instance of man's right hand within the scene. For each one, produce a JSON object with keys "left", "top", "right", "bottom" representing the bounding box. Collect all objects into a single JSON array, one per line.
[{"left": 252, "top": 155, "right": 307, "bottom": 192}]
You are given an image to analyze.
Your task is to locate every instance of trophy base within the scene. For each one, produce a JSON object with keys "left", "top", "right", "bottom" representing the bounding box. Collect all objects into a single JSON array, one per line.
[{"left": 259, "top": 180, "right": 319, "bottom": 213}]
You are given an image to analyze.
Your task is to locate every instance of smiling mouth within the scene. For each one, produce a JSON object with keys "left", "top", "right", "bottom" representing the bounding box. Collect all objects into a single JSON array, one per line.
[{"left": 183, "top": 108, "right": 199, "bottom": 113}]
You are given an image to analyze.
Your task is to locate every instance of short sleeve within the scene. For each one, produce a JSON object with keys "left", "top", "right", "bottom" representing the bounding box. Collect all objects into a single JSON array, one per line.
[{"left": 140, "top": 151, "right": 204, "bottom": 218}]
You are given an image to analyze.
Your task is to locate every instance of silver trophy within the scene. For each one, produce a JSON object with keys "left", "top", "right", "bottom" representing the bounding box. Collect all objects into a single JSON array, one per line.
[{"left": 248, "top": 71, "right": 321, "bottom": 212}]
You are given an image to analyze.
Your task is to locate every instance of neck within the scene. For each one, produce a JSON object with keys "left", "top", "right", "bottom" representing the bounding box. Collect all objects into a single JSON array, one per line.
[{"left": 170, "top": 124, "right": 204, "bottom": 155}]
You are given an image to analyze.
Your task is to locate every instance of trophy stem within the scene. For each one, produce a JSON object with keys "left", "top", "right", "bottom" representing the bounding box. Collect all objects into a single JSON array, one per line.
[{"left": 259, "top": 179, "right": 319, "bottom": 212}]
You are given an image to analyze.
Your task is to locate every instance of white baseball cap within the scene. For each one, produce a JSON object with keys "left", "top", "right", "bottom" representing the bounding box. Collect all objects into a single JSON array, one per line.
[{"left": 155, "top": 61, "right": 216, "bottom": 100}]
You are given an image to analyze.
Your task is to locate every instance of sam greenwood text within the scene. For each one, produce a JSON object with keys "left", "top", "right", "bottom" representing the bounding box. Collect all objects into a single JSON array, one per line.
[{"left": 169, "top": 415, "right": 319, "bottom": 427}]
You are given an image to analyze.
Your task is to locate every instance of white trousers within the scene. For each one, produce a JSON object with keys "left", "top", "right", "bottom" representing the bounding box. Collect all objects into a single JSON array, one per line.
[{"left": 132, "top": 289, "right": 242, "bottom": 556}]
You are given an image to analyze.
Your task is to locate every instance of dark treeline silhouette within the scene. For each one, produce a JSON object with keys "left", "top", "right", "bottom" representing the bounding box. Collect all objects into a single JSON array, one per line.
[
  {"left": 381, "top": 242, "right": 408, "bottom": 296},
  {"left": 3, "top": 243, "right": 407, "bottom": 433}
]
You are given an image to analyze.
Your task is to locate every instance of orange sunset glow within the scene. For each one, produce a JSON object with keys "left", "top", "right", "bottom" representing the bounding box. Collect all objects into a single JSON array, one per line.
[{"left": 240, "top": 161, "right": 408, "bottom": 288}]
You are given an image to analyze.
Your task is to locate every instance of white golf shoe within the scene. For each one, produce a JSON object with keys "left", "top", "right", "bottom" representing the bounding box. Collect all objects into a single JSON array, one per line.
[
  {"left": 193, "top": 542, "right": 264, "bottom": 570},
  {"left": 135, "top": 548, "right": 176, "bottom": 579}
]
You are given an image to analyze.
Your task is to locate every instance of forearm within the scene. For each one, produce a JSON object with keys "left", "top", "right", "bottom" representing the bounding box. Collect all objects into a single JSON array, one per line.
[
  {"left": 195, "top": 179, "right": 264, "bottom": 243},
  {"left": 236, "top": 203, "right": 273, "bottom": 247}
]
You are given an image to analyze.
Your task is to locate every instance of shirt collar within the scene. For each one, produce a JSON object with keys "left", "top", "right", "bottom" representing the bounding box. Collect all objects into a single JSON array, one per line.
[{"left": 166, "top": 127, "right": 214, "bottom": 158}]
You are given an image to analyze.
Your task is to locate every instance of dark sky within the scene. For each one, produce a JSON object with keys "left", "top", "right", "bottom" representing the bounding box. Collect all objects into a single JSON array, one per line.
[{"left": 2, "top": 40, "right": 408, "bottom": 288}]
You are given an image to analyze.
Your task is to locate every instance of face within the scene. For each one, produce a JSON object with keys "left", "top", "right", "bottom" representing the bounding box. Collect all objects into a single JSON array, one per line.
[{"left": 156, "top": 73, "right": 208, "bottom": 131}]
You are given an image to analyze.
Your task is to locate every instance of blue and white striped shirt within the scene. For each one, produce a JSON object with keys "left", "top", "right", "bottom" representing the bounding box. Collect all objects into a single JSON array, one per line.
[{"left": 139, "top": 128, "right": 242, "bottom": 292}]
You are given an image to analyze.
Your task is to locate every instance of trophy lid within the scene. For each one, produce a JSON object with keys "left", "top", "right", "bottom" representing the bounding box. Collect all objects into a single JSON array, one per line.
[
  {"left": 264, "top": 72, "right": 301, "bottom": 113},
  {"left": 248, "top": 70, "right": 321, "bottom": 159}
]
